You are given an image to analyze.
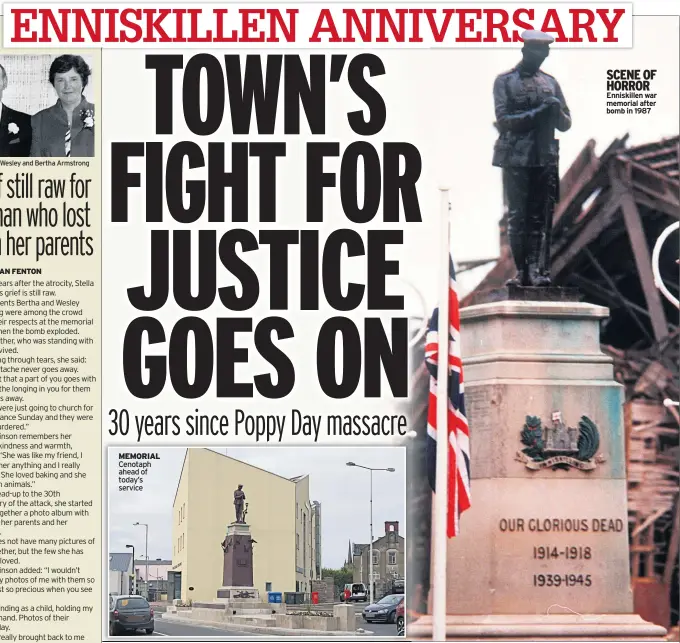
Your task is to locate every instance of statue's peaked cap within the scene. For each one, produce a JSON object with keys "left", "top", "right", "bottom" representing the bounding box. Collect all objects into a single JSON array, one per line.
[{"left": 521, "top": 30, "right": 555, "bottom": 46}]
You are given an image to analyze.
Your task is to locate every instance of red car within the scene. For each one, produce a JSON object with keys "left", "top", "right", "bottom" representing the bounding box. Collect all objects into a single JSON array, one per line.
[{"left": 396, "top": 600, "right": 405, "bottom": 635}]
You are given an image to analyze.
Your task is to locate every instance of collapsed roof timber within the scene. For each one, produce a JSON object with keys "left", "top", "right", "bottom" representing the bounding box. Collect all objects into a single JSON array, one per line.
[{"left": 409, "top": 135, "right": 679, "bottom": 631}]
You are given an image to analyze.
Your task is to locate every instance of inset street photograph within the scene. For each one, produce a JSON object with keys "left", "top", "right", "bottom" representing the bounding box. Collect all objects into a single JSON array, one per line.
[{"left": 107, "top": 446, "right": 406, "bottom": 638}]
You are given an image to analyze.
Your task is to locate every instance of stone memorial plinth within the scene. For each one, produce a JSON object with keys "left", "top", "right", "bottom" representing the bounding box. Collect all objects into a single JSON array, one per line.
[
  {"left": 410, "top": 300, "right": 666, "bottom": 641},
  {"left": 217, "top": 522, "right": 258, "bottom": 600}
]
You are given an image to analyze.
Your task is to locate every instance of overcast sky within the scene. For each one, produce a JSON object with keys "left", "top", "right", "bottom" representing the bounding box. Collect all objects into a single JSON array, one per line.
[{"left": 108, "top": 446, "right": 405, "bottom": 570}]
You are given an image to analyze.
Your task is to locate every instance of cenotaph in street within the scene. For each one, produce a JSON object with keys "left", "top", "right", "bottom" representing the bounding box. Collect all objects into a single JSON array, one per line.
[
  {"left": 170, "top": 486, "right": 285, "bottom": 630},
  {"left": 216, "top": 484, "right": 259, "bottom": 600}
]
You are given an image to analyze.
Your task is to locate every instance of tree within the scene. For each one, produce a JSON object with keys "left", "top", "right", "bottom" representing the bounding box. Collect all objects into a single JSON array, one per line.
[{"left": 321, "top": 564, "right": 353, "bottom": 596}]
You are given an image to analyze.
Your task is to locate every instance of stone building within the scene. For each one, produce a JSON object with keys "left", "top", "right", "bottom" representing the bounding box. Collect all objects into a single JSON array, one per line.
[{"left": 351, "top": 521, "right": 404, "bottom": 598}]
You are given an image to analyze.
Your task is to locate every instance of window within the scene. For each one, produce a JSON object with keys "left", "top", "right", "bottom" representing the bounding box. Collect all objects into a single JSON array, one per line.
[
  {"left": 116, "top": 596, "right": 149, "bottom": 610},
  {"left": 266, "top": 582, "right": 272, "bottom": 592},
  {"left": 377, "top": 595, "right": 403, "bottom": 605},
  {"left": 372, "top": 550, "right": 379, "bottom": 565},
  {"left": 387, "top": 550, "right": 397, "bottom": 565}
]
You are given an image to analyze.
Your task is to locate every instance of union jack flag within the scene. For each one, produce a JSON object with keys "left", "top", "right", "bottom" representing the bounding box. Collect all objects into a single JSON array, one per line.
[{"left": 424, "top": 256, "right": 471, "bottom": 538}]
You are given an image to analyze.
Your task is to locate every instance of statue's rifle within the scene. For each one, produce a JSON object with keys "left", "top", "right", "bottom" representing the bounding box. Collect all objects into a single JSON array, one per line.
[
  {"left": 538, "top": 104, "right": 560, "bottom": 278},
  {"left": 542, "top": 158, "right": 558, "bottom": 277}
]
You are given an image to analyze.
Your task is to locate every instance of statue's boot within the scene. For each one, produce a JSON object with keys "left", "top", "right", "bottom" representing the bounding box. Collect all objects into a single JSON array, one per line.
[
  {"left": 527, "top": 233, "right": 551, "bottom": 287},
  {"left": 505, "top": 229, "right": 527, "bottom": 287}
]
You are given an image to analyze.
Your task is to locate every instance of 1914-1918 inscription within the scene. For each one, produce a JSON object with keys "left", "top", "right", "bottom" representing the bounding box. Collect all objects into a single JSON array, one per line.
[{"left": 498, "top": 517, "right": 625, "bottom": 589}]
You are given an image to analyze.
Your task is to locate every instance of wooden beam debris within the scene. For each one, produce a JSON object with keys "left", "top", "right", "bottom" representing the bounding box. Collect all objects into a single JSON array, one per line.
[{"left": 619, "top": 191, "right": 669, "bottom": 341}]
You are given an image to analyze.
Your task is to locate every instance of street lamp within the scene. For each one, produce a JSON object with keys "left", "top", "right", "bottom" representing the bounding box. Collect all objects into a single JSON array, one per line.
[
  {"left": 125, "top": 545, "right": 135, "bottom": 594},
  {"left": 133, "top": 522, "right": 149, "bottom": 600},
  {"left": 346, "top": 462, "right": 395, "bottom": 605}
]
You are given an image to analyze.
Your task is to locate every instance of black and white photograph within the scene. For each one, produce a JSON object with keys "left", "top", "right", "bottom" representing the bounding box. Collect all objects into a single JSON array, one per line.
[{"left": 0, "top": 53, "right": 95, "bottom": 158}]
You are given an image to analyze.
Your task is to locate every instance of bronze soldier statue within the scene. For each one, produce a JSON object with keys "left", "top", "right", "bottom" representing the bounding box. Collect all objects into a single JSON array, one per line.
[
  {"left": 492, "top": 30, "right": 572, "bottom": 287},
  {"left": 234, "top": 484, "right": 246, "bottom": 523}
]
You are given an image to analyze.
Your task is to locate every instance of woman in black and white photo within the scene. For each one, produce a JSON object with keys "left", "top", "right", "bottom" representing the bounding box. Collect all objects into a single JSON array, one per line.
[
  {"left": 0, "top": 63, "right": 31, "bottom": 157},
  {"left": 30, "top": 54, "right": 94, "bottom": 158}
]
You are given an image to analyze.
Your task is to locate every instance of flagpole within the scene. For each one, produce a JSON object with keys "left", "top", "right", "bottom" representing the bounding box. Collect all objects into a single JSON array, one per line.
[{"left": 432, "top": 187, "right": 450, "bottom": 642}]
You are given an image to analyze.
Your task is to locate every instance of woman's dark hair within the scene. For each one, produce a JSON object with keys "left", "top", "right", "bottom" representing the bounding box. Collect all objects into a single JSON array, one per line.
[{"left": 49, "top": 55, "right": 91, "bottom": 88}]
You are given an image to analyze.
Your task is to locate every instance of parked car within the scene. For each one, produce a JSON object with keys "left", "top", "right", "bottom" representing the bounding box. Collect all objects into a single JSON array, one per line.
[
  {"left": 396, "top": 599, "right": 405, "bottom": 635},
  {"left": 390, "top": 578, "right": 405, "bottom": 595},
  {"left": 109, "top": 595, "right": 154, "bottom": 636},
  {"left": 362, "top": 593, "right": 404, "bottom": 624},
  {"left": 341, "top": 582, "right": 368, "bottom": 602}
]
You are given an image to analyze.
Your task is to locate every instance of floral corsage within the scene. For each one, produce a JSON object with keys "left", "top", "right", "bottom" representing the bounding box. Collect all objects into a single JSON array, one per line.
[
  {"left": 8, "top": 122, "right": 19, "bottom": 135},
  {"left": 81, "top": 109, "right": 94, "bottom": 130}
]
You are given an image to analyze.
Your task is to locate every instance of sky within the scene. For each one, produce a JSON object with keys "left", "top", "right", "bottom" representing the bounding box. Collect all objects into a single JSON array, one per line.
[{"left": 108, "top": 446, "right": 406, "bottom": 570}]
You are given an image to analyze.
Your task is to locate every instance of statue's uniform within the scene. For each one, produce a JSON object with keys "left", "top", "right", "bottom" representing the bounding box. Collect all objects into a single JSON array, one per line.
[{"left": 492, "top": 64, "right": 571, "bottom": 283}]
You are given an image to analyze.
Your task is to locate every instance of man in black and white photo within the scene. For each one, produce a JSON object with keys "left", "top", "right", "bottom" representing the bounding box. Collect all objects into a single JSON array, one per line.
[{"left": 0, "top": 63, "right": 31, "bottom": 157}]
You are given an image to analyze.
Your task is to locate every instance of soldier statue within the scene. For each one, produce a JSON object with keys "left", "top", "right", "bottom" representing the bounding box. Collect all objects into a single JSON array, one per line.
[
  {"left": 492, "top": 30, "right": 572, "bottom": 287},
  {"left": 233, "top": 484, "right": 246, "bottom": 523}
]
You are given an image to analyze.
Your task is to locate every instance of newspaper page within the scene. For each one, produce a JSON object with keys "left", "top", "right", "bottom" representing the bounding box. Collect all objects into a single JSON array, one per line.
[{"left": 0, "top": 1, "right": 676, "bottom": 642}]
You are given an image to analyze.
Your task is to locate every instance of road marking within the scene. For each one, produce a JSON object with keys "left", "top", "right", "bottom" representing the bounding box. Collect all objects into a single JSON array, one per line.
[{"left": 152, "top": 632, "right": 168, "bottom": 636}]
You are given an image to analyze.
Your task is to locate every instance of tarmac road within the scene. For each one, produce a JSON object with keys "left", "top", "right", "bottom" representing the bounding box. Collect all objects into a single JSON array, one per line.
[
  {"left": 154, "top": 619, "right": 258, "bottom": 637},
  {"left": 356, "top": 621, "right": 402, "bottom": 637},
  {"left": 110, "top": 620, "right": 258, "bottom": 637},
  {"left": 146, "top": 617, "right": 400, "bottom": 638}
]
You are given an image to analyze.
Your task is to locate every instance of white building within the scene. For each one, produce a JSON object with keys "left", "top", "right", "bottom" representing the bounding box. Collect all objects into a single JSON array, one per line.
[{"left": 109, "top": 552, "right": 134, "bottom": 596}]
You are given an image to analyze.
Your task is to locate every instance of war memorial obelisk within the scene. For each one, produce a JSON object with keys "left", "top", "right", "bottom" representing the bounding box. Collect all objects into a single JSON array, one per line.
[{"left": 409, "top": 31, "right": 666, "bottom": 642}]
